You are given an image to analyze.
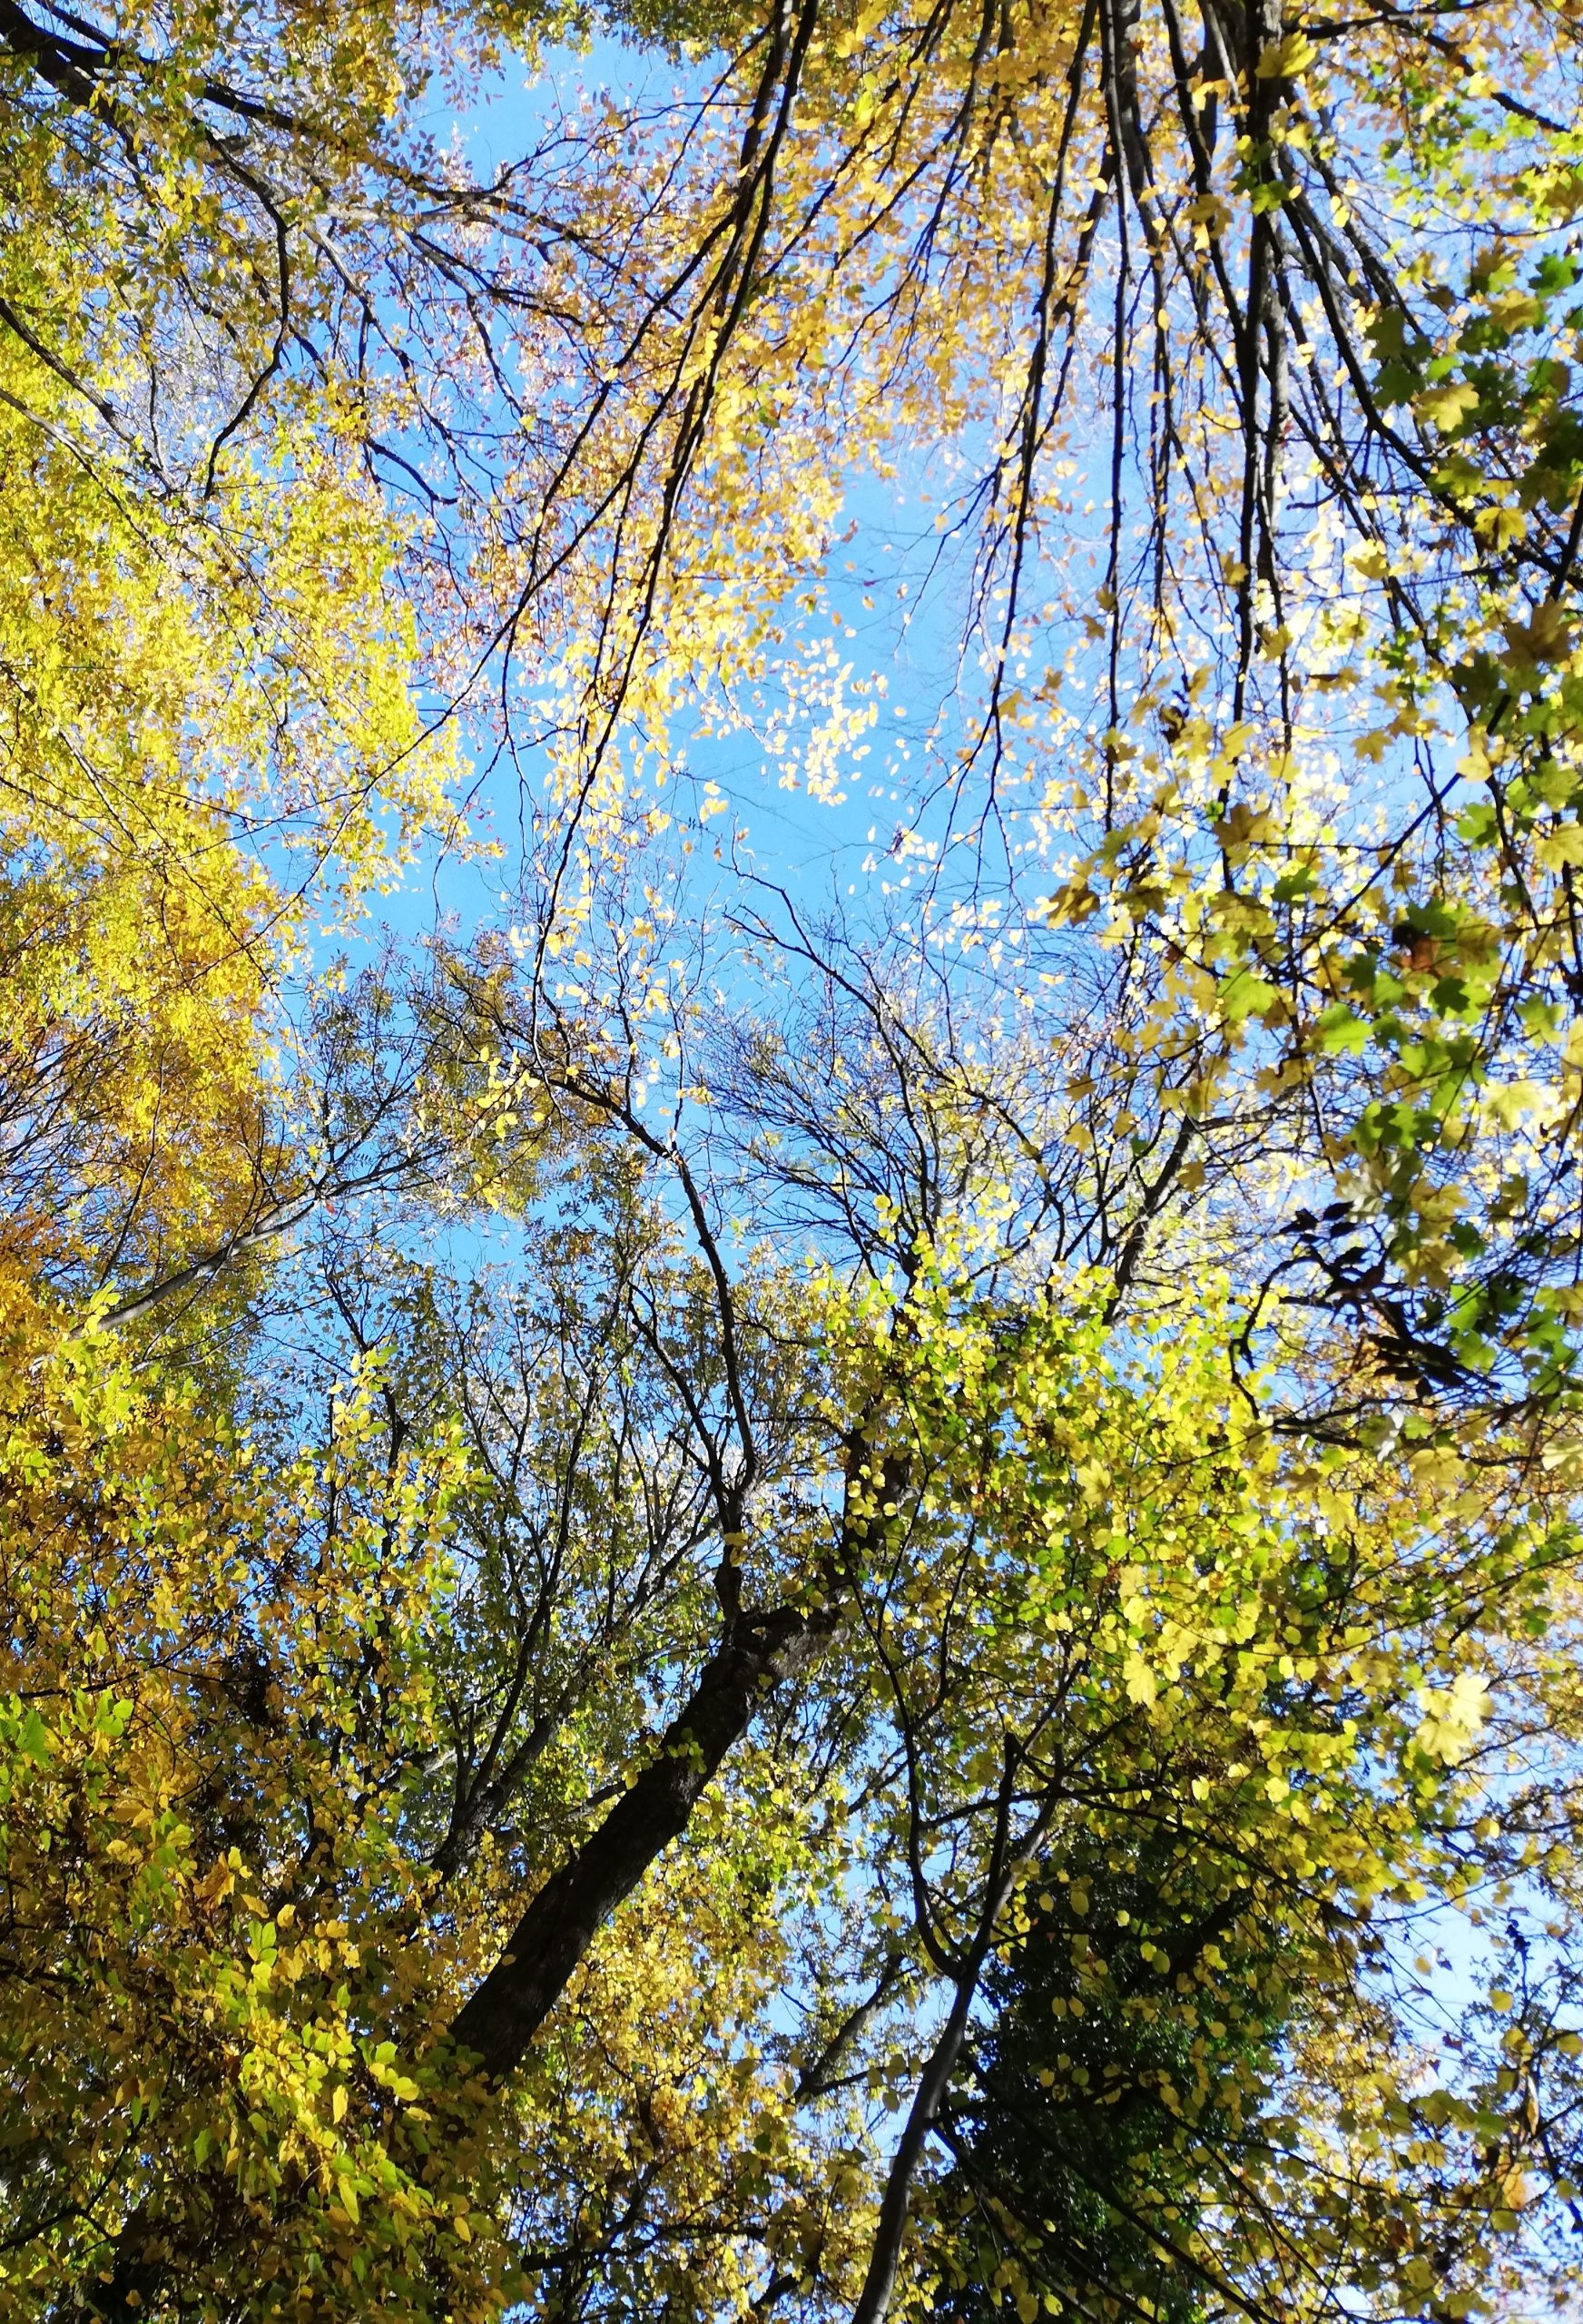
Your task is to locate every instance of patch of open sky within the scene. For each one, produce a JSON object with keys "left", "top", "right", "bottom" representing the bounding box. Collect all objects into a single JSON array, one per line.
[{"left": 329, "top": 27, "right": 1130, "bottom": 974}]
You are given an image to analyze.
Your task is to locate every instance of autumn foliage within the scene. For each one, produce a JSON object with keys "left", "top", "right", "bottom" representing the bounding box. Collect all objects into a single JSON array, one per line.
[{"left": 3, "top": 0, "right": 1583, "bottom": 2318}]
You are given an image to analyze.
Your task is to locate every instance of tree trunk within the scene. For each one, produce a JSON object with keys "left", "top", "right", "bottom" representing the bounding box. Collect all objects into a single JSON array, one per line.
[{"left": 447, "top": 1602, "right": 831, "bottom": 2083}]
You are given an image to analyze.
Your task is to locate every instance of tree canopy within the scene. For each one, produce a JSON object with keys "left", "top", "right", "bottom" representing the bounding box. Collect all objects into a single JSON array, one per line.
[{"left": 2, "top": 0, "right": 1583, "bottom": 2318}]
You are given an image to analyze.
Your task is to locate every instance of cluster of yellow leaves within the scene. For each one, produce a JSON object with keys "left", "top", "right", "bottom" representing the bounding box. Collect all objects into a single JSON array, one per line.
[
  {"left": 506, "top": 1769, "right": 884, "bottom": 2316},
  {"left": 0, "top": 1274, "right": 516, "bottom": 2319}
]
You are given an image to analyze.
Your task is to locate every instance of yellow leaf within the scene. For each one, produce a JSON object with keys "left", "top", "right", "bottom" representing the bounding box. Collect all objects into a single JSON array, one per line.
[
  {"left": 1415, "top": 380, "right": 1480, "bottom": 431},
  {"left": 1124, "top": 1653, "right": 1157, "bottom": 1708},
  {"left": 1537, "top": 824, "right": 1583, "bottom": 872},
  {"left": 1412, "top": 1669, "right": 1493, "bottom": 1764},
  {"left": 1255, "top": 30, "right": 1319, "bottom": 77}
]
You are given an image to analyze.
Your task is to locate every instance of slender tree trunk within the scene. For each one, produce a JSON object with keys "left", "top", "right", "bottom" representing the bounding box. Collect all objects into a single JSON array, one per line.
[
  {"left": 850, "top": 1762, "right": 1045, "bottom": 2324},
  {"left": 848, "top": 1966, "right": 981, "bottom": 2324}
]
